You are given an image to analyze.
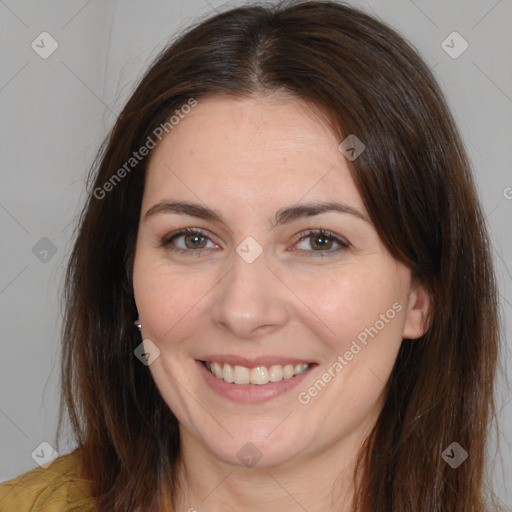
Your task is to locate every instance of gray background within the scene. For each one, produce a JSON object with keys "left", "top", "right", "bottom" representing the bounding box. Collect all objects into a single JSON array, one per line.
[{"left": 1, "top": 0, "right": 511, "bottom": 506}]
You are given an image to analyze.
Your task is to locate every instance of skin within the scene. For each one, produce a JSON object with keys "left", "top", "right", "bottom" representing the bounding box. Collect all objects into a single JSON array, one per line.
[{"left": 132, "top": 92, "right": 430, "bottom": 512}]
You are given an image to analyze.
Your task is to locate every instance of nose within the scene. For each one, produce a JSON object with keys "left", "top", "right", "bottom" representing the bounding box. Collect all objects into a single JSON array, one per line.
[{"left": 210, "top": 247, "right": 290, "bottom": 340}]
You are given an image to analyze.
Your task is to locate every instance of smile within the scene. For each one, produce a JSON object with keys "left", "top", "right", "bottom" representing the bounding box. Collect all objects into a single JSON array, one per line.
[
  {"left": 197, "top": 359, "right": 317, "bottom": 403},
  {"left": 203, "top": 361, "right": 310, "bottom": 385}
]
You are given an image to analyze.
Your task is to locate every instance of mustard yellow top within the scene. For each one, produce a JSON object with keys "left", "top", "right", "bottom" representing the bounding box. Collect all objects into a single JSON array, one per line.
[{"left": 0, "top": 449, "right": 98, "bottom": 512}]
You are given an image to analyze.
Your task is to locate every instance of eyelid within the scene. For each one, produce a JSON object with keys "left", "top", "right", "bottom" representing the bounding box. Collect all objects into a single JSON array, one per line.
[
  {"left": 160, "top": 227, "right": 350, "bottom": 255},
  {"left": 162, "top": 227, "right": 209, "bottom": 243},
  {"left": 291, "top": 228, "right": 350, "bottom": 254},
  {"left": 161, "top": 227, "right": 220, "bottom": 249}
]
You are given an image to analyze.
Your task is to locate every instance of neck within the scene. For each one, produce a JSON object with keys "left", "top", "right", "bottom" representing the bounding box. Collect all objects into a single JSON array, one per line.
[{"left": 171, "top": 426, "right": 371, "bottom": 512}]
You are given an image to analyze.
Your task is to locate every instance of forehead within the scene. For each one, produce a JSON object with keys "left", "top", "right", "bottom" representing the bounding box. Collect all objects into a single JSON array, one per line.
[{"left": 143, "top": 93, "right": 365, "bottom": 218}]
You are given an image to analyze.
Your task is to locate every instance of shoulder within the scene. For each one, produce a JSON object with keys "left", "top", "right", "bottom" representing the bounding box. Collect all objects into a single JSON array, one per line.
[{"left": 0, "top": 449, "right": 97, "bottom": 512}]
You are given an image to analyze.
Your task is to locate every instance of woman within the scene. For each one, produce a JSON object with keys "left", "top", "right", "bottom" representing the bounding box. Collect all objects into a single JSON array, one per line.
[{"left": 0, "top": 1, "right": 503, "bottom": 511}]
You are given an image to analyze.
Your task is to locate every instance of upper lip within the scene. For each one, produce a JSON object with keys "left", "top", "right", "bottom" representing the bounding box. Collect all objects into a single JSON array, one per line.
[{"left": 198, "top": 354, "right": 316, "bottom": 367}]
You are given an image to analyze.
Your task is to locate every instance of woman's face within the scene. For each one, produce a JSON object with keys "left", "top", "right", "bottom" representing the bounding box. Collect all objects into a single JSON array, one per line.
[{"left": 132, "top": 93, "right": 428, "bottom": 470}]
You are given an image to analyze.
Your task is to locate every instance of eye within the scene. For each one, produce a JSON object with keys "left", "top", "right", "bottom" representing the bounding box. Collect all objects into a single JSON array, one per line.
[
  {"left": 292, "top": 228, "right": 349, "bottom": 256},
  {"left": 160, "top": 227, "right": 349, "bottom": 258},
  {"left": 161, "top": 228, "right": 219, "bottom": 256}
]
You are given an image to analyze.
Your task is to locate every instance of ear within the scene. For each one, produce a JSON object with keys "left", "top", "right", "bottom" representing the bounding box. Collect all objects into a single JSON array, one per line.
[{"left": 402, "top": 280, "right": 431, "bottom": 340}]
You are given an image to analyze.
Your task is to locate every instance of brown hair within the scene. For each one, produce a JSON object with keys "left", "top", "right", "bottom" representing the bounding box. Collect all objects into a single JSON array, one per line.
[{"left": 57, "top": 1, "right": 502, "bottom": 510}]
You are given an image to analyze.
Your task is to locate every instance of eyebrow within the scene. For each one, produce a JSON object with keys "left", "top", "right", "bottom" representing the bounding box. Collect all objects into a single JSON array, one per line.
[{"left": 144, "top": 200, "right": 371, "bottom": 225}]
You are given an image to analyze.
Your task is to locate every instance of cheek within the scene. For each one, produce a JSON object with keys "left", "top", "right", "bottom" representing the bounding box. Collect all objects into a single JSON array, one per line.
[
  {"left": 288, "top": 264, "right": 405, "bottom": 354},
  {"left": 132, "top": 254, "right": 212, "bottom": 341},
  {"left": 292, "top": 268, "right": 406, "bottom": 418}
]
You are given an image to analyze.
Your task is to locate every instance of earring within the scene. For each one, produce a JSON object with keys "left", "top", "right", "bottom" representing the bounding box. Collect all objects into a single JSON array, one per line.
[{"left": 134, "top": 319, "right": 142, "bottom": 331}]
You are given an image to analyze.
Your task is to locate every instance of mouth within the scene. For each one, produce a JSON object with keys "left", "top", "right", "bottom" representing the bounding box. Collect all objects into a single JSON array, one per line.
[
  {"left": 196, "top": 358, "right": 318, "bottom": 403},
  {"left": 201, "top": 360, "right": 312, "bottom": 385}
]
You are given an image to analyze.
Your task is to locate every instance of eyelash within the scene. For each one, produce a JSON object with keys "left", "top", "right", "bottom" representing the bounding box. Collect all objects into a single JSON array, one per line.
[{"left": 160, "top": 227, "right": 349, "bottom": 257}]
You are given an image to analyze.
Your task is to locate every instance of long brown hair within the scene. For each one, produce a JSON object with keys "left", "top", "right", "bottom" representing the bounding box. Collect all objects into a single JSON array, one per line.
[{"left": 57, "top": 1, "right": 502, "bottom": 510}]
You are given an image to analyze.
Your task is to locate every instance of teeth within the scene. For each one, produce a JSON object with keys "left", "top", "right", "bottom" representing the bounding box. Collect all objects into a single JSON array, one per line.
[
  {"left": 250, "top": 366, "right": 269, "bottom": 385},
  {"left": 233, "top": 365, "right": 250, "bottom": 384},
  {"left": 204, "top": 361, "right": 310, "bottom": 385},
  {"left": 223, "top": 363, "right": 234, "bottom": 383},
  {"left": 213, "top": 362, "right": 223, "bottom": 379},
  {"left": 283, "top": 364, "right": 295, "bottom": 379},
  {"left": 269, "top": 364, "right": 283, "bottom": 382}
]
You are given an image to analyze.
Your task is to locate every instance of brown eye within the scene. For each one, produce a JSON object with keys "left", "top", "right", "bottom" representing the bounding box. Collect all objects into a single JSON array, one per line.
[
  {"left": 162, "top": 228, "right": 218, "bottom": 254},
  {"left": 309, "top": 233, "right": 334, "bottom": 250},
  {"left": 182, "top": 233, "right": 208, "bottom": 249},
  {"left": 294, "top": 229, "right": 349, "bottom": 255}
]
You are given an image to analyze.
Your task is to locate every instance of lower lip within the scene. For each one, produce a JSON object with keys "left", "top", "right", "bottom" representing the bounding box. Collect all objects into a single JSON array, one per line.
[{"left": 196, "top": 360, "right": 317, "bottom": 403}]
